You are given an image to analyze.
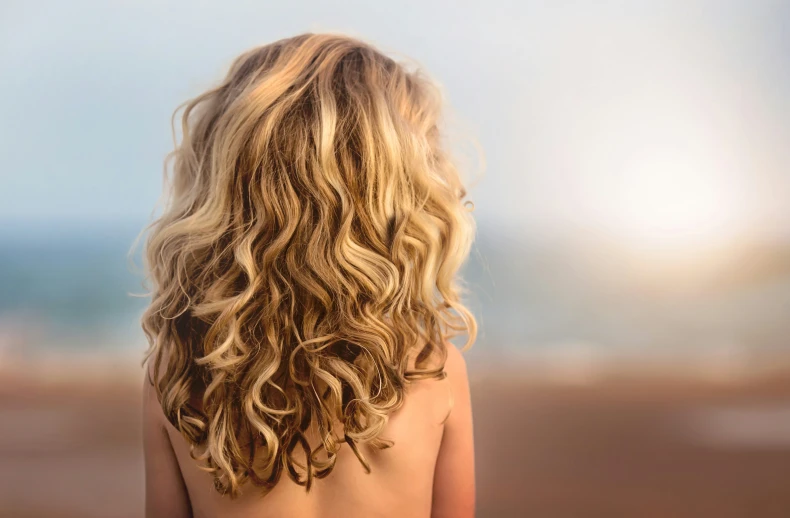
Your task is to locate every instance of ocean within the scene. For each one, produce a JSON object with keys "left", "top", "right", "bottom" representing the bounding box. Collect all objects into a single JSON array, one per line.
[{"left": 2, "top": 222, "right": 790, "bottom": 368}]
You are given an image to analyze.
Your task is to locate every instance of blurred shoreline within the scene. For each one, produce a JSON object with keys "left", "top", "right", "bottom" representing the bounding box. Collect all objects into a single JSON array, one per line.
[{"left": 6, "top": 341, "right": 790, "bottom": 388}]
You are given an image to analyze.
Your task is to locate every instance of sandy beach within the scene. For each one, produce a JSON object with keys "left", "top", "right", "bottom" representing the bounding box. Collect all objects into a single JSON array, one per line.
[{"left": 3, "top": 359, "right": 790, "bottom": 518}]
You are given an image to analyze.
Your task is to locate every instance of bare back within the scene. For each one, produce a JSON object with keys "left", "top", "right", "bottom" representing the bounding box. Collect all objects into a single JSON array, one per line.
[{"left": 143, "top": 345, "right": 475, "bottom": 518}]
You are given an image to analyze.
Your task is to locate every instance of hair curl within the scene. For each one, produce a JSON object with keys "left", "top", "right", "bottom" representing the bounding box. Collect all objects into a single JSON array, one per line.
[{"left": 138, "top": 33, "right": 477, "bottom": 498}]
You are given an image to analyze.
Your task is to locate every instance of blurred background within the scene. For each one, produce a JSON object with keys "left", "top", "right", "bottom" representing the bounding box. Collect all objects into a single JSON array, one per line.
[{"left": 2, "top": 1, "right": 790, "bottom": 517}]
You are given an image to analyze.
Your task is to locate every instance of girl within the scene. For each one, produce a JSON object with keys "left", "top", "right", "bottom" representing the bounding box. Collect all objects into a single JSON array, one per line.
[{"left": 141, "top": 33, "right": 477, "bottom": 518}]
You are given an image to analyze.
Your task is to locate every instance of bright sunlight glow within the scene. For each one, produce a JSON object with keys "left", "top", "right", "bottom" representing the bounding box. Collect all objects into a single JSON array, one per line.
[{"left": 609, "top": 155, "right": 743, "bottom": 254}]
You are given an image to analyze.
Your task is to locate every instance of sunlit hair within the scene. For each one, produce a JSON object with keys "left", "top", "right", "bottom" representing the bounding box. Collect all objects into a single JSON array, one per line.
[{"left": 138, "top": 32, "right": 477, "bottom": 498}]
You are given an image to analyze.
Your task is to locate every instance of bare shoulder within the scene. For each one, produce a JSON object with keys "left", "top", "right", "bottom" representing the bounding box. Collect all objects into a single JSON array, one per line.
[
  {"left": 431, "top": 341, "right": 476, "bottom": 517},
  {"left": 142, "top": 360, "right": 166, "bottom": 429},
  {"left": 444, "top": 340, "right": 467, "bottom": 368},
  {"left": 443, "top": 341, "right": 470, "bottom": 387},
  {"left": 142, "top": 359, "right": 192, "bottom": 518},
  {"left": 142, "top": 358, "right": 176, "bottom": 433},
  {"left": 436, "top": 341, "right": 471, "bottom": 425}
]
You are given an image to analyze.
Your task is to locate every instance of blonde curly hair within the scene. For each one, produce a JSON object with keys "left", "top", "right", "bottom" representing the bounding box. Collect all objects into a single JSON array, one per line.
[{"left": 139, "top": 32, "right": 477, "bottom": 498}]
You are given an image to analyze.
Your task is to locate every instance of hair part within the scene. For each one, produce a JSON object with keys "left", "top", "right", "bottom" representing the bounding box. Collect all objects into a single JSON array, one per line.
[{"left": 138, "top": 32, "right": 477, "bottom": 498}]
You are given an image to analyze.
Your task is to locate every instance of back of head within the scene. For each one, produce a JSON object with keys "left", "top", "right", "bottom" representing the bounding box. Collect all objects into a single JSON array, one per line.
[{"left": 141, "top": 33, "right": 477, "bottom": 497}]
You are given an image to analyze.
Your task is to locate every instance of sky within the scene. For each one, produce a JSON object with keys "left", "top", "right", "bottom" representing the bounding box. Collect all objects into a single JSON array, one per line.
[{"left": 1, "top": 0, "right": 789, "bottom": 245}]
